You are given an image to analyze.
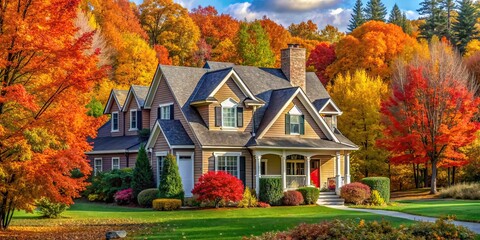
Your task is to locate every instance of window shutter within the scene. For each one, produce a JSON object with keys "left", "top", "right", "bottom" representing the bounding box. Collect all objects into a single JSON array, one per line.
[
  {"left": 299, "top": 115, "right": 305, "bottom": 135},
  {"left": 169, "top": 105, "right": 174, "bottom": 120},
  {"left": 157, "top": 107, "right": 161, "bottom": 120},
  {"left": 215, "top": 107, "right": 222, "bottom": 127},
  {"left": 237, "top": 107, "right": 243, "bottom": 127},
  {"left": 239, "top": 156, "right": 246, "bottom": 187},
  {"left": 285, "top": 114, "right": 290, "bottom": 134},
  {"left": 137, "top": 110, "right": 142, "bottom": 129}
]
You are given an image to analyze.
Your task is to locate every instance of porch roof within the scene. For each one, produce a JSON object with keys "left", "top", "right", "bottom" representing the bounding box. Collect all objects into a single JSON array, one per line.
[{"left": 248, "top": 137, "right": 358, "bottom": 150}]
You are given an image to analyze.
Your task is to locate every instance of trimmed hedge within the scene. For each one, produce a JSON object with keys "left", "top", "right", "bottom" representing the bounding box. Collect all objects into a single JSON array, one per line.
[
  {"left": 259, "top": 178, "right": 283, "bottom": 206},
  {"left": 297, "top": 187, "right": 320, "bottom": 205},
  {"left": 152, "top": 199, "right": 182, "bottom": 211},
  {"left": 361, "top": 177, "right": 390, "bottom": 202},
  {"left": 137, "top": 188, "right": 160, "bottom": 207}
]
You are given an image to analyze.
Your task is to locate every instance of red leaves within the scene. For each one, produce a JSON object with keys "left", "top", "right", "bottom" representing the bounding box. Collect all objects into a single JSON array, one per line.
[
  {"left": 191, "top": 171, "right": 244, "bottom": 208},
  {"left": 306, "top": 42, "right": 336, "bottom": 85}
]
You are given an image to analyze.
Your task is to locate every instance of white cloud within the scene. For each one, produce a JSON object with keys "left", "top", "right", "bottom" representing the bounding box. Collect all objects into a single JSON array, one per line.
[
  {"left": 251, "top": 0, "right": 342, "bottom": 12},
  {"left": 173, "top": 0, "right": 196, "bottom": 10},
  {"left": 225, "top": 2, "right": 264, "bottom": 21},
  {"left": 404, "top": 10, "right": 420, "bottom": 20}
]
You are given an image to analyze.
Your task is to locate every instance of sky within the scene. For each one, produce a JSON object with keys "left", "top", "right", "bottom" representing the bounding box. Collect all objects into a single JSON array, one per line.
[{"left": 132, "top": 0, "right": 422, "bottom": 32}]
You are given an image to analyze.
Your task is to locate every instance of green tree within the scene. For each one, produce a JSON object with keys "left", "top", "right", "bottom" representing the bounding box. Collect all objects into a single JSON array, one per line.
[
  {"left": 348, "top": 0, "right": 365, "bottom": 32},
  {"left": 452, "top": 0, "right": 479, "bottom": 54},
  {"left": 131, "top": 145, "right": 155, "bottom": 198},
  {"left": 86, "top": 98, "right": 104, "bottom": 117},
  {"left": 319, "top": 25, "right": 345, "bottom": 43},
  {"left": 365, "top": 0, "right": 388, "bottom": 22},
  {"left": 388, "top": 4, "right": 403, "bottom": 26},
  {"left": 328, "top": 70, "right": 389, "bottom": 178},
  {"left": 237, "top": 21, "right": 275, "bottom": 67},
  {"left": 418, "top": 0, "right": 447, "bottom": 39},
  {"left": 401, "top": 13, "right": 413, "bottom": 35},
  {"left": 440, "top": 0, "right": 456, "bottom": 39},
  {"left": 158, "top": 154, "right": 184, "bottom": 200}
]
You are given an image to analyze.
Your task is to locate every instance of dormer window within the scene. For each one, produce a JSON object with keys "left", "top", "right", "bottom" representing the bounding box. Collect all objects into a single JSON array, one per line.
[
  {"left": 158, "top": 103, "right": 174, "bottom": 120},
  {"left": 222, "top": 98, "right": 237, "bottom": 128},
  {"left": 130, "top": 110, "right": 138, "bottom": 130},
  {"left": 285, "top": 105, "right": 304, "bottom": 135},
  {"left": 111, "top": 112, "right": 119, "bottom": 132}
]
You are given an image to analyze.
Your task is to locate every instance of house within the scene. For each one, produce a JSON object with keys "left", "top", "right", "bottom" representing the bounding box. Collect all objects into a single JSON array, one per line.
[{"left": 86, "top": 44, "right": 358, "bottom": 196}]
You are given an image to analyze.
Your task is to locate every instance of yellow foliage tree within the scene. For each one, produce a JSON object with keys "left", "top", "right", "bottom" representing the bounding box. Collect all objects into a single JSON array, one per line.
[
  {"left": 464, "top": 39, "right": 480, "bottom": 58},
  {"left": 328, "top": 69, "right": 389, "bottom": 178}
]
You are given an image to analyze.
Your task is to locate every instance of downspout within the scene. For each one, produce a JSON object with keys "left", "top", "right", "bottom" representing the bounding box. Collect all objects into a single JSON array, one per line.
[{"left": 249, "top": 106, "right": 258, "bottom": 189}]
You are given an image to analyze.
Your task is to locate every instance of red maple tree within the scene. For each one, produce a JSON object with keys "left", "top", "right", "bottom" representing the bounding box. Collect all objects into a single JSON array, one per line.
[
  {"left": 306, "top": 42, "right": 336, "bottom": 85},
  {"left": 191, "top": 171, "right": 244, "bottom": 208}
]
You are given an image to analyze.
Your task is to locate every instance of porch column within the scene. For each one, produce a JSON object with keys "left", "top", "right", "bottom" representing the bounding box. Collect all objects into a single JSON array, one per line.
[
  {"left": 344, "top": 153, "right": 351, "bottom": 184},
  {"left": 255, "top": 155, "right": 262, "bottom": 196},
  {"left": 281, "top": 155, "right": 287, "bottom": 190},
  {"left": 306, "top": 156, "right": 311, "bottom": 187},
  {"left": 335, "top": 151, "right": 342, "bottom": 195}
]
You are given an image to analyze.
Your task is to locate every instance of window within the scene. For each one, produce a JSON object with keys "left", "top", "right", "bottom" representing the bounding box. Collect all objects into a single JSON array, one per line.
[
  {"left": 261, "top": 159, "right": 267, "bottom": 175},
  {"left": 286, "top": 161, "right": 305, "bottom": 175},
  {"left": 112, "top": 157, "right": 120, "bottom": 170},
  {"left": 94, "top": 158, "right": 102, "bottom": 176},
  {"left": 159, "top": 104, "right": 172, "bottom": 120},
  {"left": 156, "top": 155, "right": 166, "bottom": 186},
  {"left": 290, "top": 115, "right": 300, "bottom": 134},
  {"left": 130, "top": 110, "right": 137, "bottom": 130},
  {"left": 286, "top": 105, "right": 304, "bottom": 135},
  {"left": 111, "top": 112, "right": 119, "bottom": 132},
  {"left": 221, "top": 98, "right": 237, "bottom": 128},
  {"left": 216, "top": 154, "right": 240, "bottom": 177}
]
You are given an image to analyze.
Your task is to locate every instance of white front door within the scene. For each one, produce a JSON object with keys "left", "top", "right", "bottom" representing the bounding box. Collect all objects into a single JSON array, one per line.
[{"left": 177, "top": 153, "right": 194, "bottom": 197}]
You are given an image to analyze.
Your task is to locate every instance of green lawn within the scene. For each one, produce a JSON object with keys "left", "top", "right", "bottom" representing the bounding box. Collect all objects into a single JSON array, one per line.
[
  {"left": 351, "top": 199, "right": 480, "bottom": 223},
  {"left": 11, "top": 201, "right": 413, "bottom": 239}
]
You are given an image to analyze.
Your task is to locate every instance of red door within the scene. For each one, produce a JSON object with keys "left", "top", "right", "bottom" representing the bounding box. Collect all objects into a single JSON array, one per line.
[{"left": 310, "top": 159, "right": 320, "bottom": 187}]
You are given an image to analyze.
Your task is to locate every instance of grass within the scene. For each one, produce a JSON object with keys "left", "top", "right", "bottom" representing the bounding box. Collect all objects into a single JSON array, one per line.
[
  {"left": 7, "top": 201, "right": 414, "bottom": 239},
  {"left": 351, "top": 199, "right": 480, "bottom": 223}
]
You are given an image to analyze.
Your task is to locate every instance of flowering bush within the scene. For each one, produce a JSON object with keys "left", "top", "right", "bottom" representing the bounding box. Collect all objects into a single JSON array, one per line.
[
  {"left": 257, "top": 202, "right": 271, "bottom": 208},
  {"left": 282, "top": 190, "right": 304, "bottom": 206},
  {"left": 191, "top": 171, "right": 244, "bottom": 208},
  {"left": 114, "top": 188, "right": 133, "bottom": 205},
  {"left": 340, "top": 182, "right": 371, "bottom": 205}
]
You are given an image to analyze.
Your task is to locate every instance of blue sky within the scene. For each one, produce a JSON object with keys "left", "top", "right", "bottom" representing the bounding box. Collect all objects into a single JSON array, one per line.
[{"left": 132, "top": 0, "right": 421, "bottom": 32}]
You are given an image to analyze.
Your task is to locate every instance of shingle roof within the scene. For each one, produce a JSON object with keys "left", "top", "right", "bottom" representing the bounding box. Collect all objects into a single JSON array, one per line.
[
  {"left": 204, "top": 61, "right": 235, "bottom": 70},
  {"left": 334, "top": 128, "right": 357, "bottom": 147},
  {"left": 158, "top": 120, "right": 194, "bottom": 146},
  {"left": 132, "top": 85, "right": 149, "bottom": 107},
  {"left": 113, "top": 90, "right": 128, "bottom": 108},
  {"left": 89, "top": 135, "right": 144, "bottom": 152},
  {"left": 256, "top": 87, "right": 299, "bottom": 136},
  {"left": 249, "top": 137, "right": 357, "bottom": 149},
  {"left": 312, "top": 98, "right": 330, "bottom": 112},
  {"left": 191, "top": 68, "right": 232, "bottom": 102}
]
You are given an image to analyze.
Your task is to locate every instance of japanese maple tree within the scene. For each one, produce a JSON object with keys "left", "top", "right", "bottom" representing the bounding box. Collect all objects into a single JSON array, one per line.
[
  {"left": 379, "top": 42, "right": 480, "bottom": 194},
  {"left": 191, "top": 171, "right": 244, "bottom": 208},
  {"left": 0, "top": 0, "right": 105, "bottom": 229}
]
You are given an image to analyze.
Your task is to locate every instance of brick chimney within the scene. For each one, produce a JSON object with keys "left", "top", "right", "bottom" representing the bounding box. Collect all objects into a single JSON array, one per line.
[{"left": 281, "top": 43, "right": 306, "bottom": 91}]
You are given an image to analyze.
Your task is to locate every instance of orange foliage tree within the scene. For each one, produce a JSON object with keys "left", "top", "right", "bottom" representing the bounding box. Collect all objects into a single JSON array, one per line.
[
  {"left": 379, "top": 42, "right": 479, "bottom": 194},
  {"left": 327, "top": 21, "right": 418, "bottom": 80},
  {"left": 190, "top": 6, "right": 239, "bottom": 47},
  {"left": 0, "top": 0, "right": 105, "bottom": 229}
]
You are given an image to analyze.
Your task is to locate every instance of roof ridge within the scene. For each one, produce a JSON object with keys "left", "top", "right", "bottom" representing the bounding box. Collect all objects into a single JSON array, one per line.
[{"left": 205, "top": 66, "right": 233, "bottom": 74}]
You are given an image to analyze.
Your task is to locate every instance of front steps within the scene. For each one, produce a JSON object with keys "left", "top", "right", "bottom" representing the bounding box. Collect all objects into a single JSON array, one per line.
[{"left": 317, "top": 191, "right": 345, "bottom": 205}]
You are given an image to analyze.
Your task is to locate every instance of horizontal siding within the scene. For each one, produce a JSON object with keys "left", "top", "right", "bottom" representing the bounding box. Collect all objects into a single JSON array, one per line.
[
  {"left": 263, "top": 98, "right": 326, "bottom": 139},
  {"left": 197, "top": 105, "right": 209, "bottom": 127},
  {"left": 149, "top": 76, "right": 176, "bottom": 129},
  {"left": 142, "top": 110, "right": 150, "bottom": 130},
  {"left": 110, "top": 104, "right": 124, "bottom": 137}
]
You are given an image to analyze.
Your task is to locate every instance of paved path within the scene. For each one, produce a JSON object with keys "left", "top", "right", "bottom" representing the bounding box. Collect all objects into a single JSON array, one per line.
[{"left": 327, "top": 205, "right": 480, "bottom": 234}]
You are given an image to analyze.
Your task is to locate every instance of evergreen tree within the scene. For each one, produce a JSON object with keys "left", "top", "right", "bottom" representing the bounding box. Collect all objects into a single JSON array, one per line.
[
  {"left": 237, "top": 21, "right": 275, "bottom": 67},
  {"left": 453, "top": 0, "right": 479, "bottom": 54},
  {"left": 440, "top": 0, "right": 456, "bottom": 39},
  {"left": 158, "top": 154, "right": 184, "bottom": 200},
  {"left": 418, "top": 0, "right": 447, "bottom": 39},
  {"left": 365, "top": 0, "right": 388, "bottom": 22},
  {"left": 388, "top": 4, "right": 403, "bottom": 26},
  {"left": 348, "top": 0, "right": 365, "bottom": 32},
  {"left": 401, "top": 13, "right": 413, "bottom": 35},
  {"left": 131, "top": 145, "right": 155, "bottom": 198}
]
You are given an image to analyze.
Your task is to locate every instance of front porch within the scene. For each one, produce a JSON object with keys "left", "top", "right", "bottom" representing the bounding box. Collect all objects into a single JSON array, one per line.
[{"left": 253, "top": 150, "right": 351, "bottom": 195}]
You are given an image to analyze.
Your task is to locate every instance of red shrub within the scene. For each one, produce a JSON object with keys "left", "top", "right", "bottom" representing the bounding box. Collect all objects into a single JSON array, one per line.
[
  {"left": 282, "top": 190, "right": 304, "bottom": 206},
  {"left": 191, "top": 171, "right": 244, "bottom": 208},
  {"left": 114, "top": 188, "right": 133, "bottom": 205},
  {"left": 340, "top": 182, "right": 371, "bottom": 205},
  {"left": 257, "top": 201, "right": 271, "bottom": 208}
]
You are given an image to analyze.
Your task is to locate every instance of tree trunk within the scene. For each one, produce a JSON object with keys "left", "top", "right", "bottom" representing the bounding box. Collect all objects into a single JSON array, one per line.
[
  {"left": 424, "top": 162, "right": 429, "bottom": 188},
  {"left": 452, "top": 166, "right": 456, "bottom": 185},
  {"left": 447, "top": 167, "right": 451, "bottom": 187},
  {"left": 430, "top": 160, "right": 438, "bottom": 194},
  {"left": 413, "top": 163, "right": 419, "bottom": 188}
]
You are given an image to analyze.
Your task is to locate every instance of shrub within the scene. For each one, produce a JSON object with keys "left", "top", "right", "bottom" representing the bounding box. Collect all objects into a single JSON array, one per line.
[
  {"left": 84, "top": 168, "right": 133, "bottom": 202},
  {"left": 259, "top": 178, "right": 283, "bottom": 206},
  {"left": 257, "top": 202, "right": 271, "bottom": 208},
  {"left": 158, "top": 154, "right": 184, "bottom": 202},
  {"left": 340, "top": 182, "right": 371, "bottom": 205},
  {"left": 191, "top": 171, "right": 244, "bottom": 208},
  {"left": 370, "top": 190, "right": 385, "bottom": 206},
  {"left": 152, "top": 199, "right": 182, "bottom": 211},
  {"left": 238, "top": 187, "right": 257, "bottom": 208},
  {"left": 361, "top": 177, "right": 390, "bottom": 203},
  {"left": 35, "top": 198, "right": 69, "bottom": 218},
  {"left": 439, "top": 182, "right": 480, "bottom": 200},
  {"left": 297, "top": 187, "right": 320, "bottom": 205},
  {"left": 137, "top": 188, "right": 160, "bottom": 207},
  {"left": 246, "top": 219, "right": 476, "bottom": 240},
  {"left": 131, "top": 145, "right": 155, "bottom": 199},
  {"left": 88, "top": 194, "right": 99, "bottom": 202},
  {"left": 114, "top": 188, "right": 133, "bottom": 205},
  {"left": 282, "top": 190, "right": 304, "bottom": 206}
]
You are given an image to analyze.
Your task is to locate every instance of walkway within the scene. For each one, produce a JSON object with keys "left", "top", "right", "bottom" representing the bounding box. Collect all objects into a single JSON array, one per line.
[{"left": 327, "top": 205, "right": 480, "bottom": 234}]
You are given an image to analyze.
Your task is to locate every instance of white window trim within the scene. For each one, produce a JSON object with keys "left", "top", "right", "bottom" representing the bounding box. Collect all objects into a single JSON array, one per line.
[
  {"left": 156, "top": 151, "right": 168, "bottom": 187},
  {"left": 94, "top": 158, "right": 102, "bottom": 176},
  {"left": 286, "top": 160, "right": 306, "bottom": 176},
  {"left": 221, "top": 98, "right": 238, "bottom": 129},
  {"left": 288, "top": 105, "right": 303, "bottom": 136},
  {"left": 129, "top": 109, "right": 138, "bottom": 131},
  {"left": 111, "top": 157, "right": 120, "bottom": 170},
  {"left": 159, "top": 103, "right": 173, "bottom": 120},
  {"left": 111, "top": 112, "right": 119, "bottom": 132},
  {"left": 214, "top": 152, "right": 241, "bottom": 178},
  {"left": 261, "top": 159, "right": 268, "bottom": 175}
]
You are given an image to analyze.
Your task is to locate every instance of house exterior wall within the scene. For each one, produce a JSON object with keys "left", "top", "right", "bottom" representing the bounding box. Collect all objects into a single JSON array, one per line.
[
  {"left": 149, "top": 77, "right": 176, "bottom": 129},
  {"left": 125, "top": 99, "right": 139, "bottom": 136},
  {"left": 87, "top": 153, "right": 138, "bottom": 173},
  {"left": 263, "top": 98, "right": 327, "bottom": 139},
  {"left": 318, "top": 156, "right": 344, "bottom": 189},
  {"left": 110, "top": 103, "right": 124, "bottom": 137},
  {"left": 202, "top": 148, "right": 254, "bottom": 188},
  {"left": 262, "top": 155, "right": 281, "bottom": 175},
  {"left": 142, "top": 109, "right": 150, "bottom": 130}
]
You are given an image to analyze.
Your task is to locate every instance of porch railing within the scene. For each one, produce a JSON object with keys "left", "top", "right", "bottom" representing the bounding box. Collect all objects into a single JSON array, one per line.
[{"left": 286, "top": 175, "right": 306, "bottom": 188}]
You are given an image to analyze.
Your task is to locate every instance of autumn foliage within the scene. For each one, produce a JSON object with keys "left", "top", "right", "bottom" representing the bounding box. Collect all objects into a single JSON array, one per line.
[
  {"left": 191, "top": 171, "right": 244, "bottom": 208},
  {"left": 307, "top": 42, "right": 336, "bottom": 85}
]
